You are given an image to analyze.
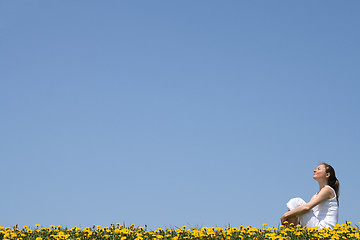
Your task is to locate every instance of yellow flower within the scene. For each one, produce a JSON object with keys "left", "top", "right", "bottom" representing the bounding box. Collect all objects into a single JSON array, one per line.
[{"left": 0, "top": 223, "right": 359, "bottom": 240}]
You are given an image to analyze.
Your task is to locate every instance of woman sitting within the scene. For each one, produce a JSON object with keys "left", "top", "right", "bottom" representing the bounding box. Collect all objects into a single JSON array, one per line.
[{"left": 280, "top": 163, "right": 339, "bottom": 229}]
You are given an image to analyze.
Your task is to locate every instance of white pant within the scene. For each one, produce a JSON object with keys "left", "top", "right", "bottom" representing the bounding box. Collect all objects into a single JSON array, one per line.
[{"left": 286, "top": 198, "right": 330, "bottom": 228}]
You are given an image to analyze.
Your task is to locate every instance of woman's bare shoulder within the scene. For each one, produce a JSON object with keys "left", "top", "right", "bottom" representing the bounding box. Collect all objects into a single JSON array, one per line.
[
  {"left": 324, "top": 185, "right": 336, "bottom": 198},
  {"left": 316, "top": 186, "right": 335, "bottom": 199}
]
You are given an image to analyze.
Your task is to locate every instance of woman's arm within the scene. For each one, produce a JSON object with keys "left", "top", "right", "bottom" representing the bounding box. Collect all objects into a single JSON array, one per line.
[{"left": 280, "top": 187, "right": 333, "bottom": 224}]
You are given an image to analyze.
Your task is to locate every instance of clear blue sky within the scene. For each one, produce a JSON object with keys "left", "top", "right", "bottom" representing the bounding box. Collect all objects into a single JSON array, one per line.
[{"left": 1, "top": 1, "right": 359, "bottom": 229}]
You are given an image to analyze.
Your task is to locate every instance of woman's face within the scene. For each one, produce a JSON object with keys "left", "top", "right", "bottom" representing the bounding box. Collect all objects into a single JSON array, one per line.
[{"left": 313, "top": 164, "right": 329, "bottom": 181}]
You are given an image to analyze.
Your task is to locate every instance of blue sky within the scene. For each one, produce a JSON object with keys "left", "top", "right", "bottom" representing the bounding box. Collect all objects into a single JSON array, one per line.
[{"left": 1, "top": 1, "right": 359, "bottom": 229}]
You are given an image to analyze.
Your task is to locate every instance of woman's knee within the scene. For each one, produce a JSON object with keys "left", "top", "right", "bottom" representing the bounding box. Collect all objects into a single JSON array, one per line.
[{"left": 287, "top": 198, "right": 306, "bottom": 211}]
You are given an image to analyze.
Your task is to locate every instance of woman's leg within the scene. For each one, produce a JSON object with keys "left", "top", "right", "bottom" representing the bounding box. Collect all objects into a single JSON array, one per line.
[
  {"left": 285, "top": 198, "right": 305, "bottom": 226},
  {"left": 287, "top": 198, "right": 307, "bottom": 211},
  {"left": 287, "top": 215, "right": 299, "bottom": 226},
  {"left": 286, "top": 198, "right": 320, "bottom": 227},
  {"left": 298, "top": 210, "right": 320, "bottom": 228}
]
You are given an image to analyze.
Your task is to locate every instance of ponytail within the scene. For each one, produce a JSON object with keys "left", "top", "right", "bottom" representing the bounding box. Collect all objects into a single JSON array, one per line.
[{"left": 322, "top": 163, "right": 340, "bottom": 205}]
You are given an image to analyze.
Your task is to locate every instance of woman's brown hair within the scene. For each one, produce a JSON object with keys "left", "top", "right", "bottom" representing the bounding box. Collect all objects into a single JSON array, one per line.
[{"left": 321, "top": 162, "right": 340, "bottom": 205}]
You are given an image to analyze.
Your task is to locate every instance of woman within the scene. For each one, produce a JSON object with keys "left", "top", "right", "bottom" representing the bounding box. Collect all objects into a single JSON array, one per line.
[{"left": 280, "top": 163, "right": 339, "bottom": 229}]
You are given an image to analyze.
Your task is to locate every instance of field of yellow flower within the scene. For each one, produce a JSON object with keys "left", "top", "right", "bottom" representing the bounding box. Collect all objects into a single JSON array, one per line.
[{"left": 1, "top": 222, "right": 360, "bottom": 240}]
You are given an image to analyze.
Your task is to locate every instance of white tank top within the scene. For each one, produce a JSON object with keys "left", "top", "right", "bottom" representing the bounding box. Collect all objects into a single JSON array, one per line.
[{"left": 312, "top": 185, "right": 339, "bottom": 228}]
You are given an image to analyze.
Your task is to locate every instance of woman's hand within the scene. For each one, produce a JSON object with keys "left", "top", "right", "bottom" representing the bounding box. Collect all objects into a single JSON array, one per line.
[{"left": 280, "top": 213, "right": 288, "bottom": 224}]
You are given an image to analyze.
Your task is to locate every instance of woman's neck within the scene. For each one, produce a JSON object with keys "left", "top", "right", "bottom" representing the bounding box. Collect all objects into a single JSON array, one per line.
[{"left": 318, "top": 180, "right": 328, "bottom": 190}]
